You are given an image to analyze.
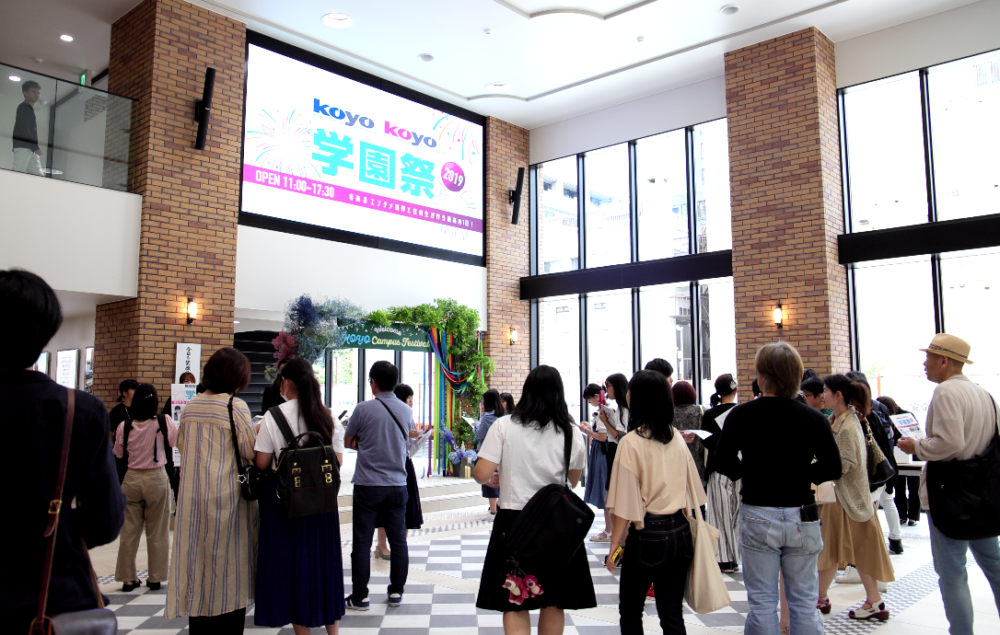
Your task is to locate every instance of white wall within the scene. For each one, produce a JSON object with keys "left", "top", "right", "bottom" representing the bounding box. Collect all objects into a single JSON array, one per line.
[
  {"left": 836, "top": 0, "right": 1000, "bottom": 88},
  {"left": 0, "top": 168, "right": 141, "bottom": 299},
  {"left": 529, "top": 76, "right": 727, "bottom": 165},
  {"left": 41, "top": 313, "right": 96, "bottom": 390},
  {"left": 235, "top": 226, "right": 489, "bottom": 331}
]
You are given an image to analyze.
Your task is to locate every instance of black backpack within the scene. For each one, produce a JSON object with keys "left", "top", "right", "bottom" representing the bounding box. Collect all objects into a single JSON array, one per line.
[
  {"left": 927, "top": 396, "right": 1000, "bottom": 540},
  {"left": 269, "top": 406, "right": 341, "bottom": 520},
  {"left": 504, "top": 425, "right": 594, "bottom": 576}
]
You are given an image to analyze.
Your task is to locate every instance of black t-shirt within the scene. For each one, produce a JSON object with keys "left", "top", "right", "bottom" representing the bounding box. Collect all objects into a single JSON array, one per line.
[
  {"left": 13, "top": 102, "right": 38, "bottom": 151},
  {"left": 715, "top": 397, "right": 842, "bottom": 508}
]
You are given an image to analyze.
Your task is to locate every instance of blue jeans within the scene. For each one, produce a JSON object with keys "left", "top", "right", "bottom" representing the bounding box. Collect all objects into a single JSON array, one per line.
[
  {"left": 928, "top": 512, "right": 1000, "bottom": 635},
  {"left": 619, "top": 511, "right": 693, "bottom": 635},
  {"left": 740, "top": 505, "right": 824, "bottom": 635},
  {"left": 351, "top": 485, "right": 408, "bottom": 599}
]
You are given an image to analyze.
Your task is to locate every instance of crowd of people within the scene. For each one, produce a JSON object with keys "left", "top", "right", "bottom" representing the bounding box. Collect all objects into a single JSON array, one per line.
[{"left": 5, "top": 266, "right": 1000, "bottom": 635}]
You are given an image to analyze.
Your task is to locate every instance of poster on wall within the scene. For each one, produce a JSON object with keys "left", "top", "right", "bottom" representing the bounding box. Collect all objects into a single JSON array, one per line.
[
  {"left": 175, "top": 343, "right": 202, "bottom": 383},
  {"left": 84, "top": 347, "right": 94, "bottom": 394},
  {"left": 55, "top": 349, "right": 79, "bottom": 389},
  {"left": 241, "top": 44, "right": 484, "bottom": 259},
  {"left": 170, "top": 383, "right": 198, "bottom": 465},
  {"left": 34, "top": 352, "right": 50, "bottom": 375}
]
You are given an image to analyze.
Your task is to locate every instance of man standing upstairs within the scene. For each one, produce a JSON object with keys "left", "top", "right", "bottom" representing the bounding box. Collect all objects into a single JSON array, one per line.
[
  {"left": 12, "top": 81, "right": 44, "bottom": 176},
  {"left": 898, "top": 334, "right": 1000, "bottom": 635},
  {"left": 344, "top": 360, "right": 415, "bottom": 611}
]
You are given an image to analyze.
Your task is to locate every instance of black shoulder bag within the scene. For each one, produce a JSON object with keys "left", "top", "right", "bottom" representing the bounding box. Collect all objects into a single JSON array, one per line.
[
  {"left": 927, "top": 396, "right": 1000, "bottom": 540},
  {"left": 228, "top": 395, "right": 270, "bottom": 501},
  {"left": 504, "top": 425, "right": 594, "bottom": 578},
  {"left": 270, "top": 406, "right": 340, "bottom": 519}
]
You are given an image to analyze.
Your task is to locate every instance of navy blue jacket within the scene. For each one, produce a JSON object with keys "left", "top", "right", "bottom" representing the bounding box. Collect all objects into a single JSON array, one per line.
[{"left": 1, "top": 370, "right": 125, "bottom": 628}]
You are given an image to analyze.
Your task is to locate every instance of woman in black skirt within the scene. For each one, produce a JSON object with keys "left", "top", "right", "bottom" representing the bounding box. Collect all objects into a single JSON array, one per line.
[
  {"left": 473, "top": 365, "right": 596, "bottom": 635},
  {"left": 253, "top": 358, "right": 345, "bottom": 633}
]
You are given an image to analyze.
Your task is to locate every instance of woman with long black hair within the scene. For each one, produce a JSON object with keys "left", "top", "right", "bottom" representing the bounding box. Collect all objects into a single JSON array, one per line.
[
  {"left": 473, "top": 365, "right": 595, "bottom": 635},
  {"left": 606, "top": 370, "right": 706, "bottom": 635},
  {"left": 590, "top": 372, "right": 629, "bottom": 543},
  {"left": 475, "top": 388, "right": 504, "bottom": 520},
  {"left": 253, "top": 357, "right": 345, "bottom": 634}
]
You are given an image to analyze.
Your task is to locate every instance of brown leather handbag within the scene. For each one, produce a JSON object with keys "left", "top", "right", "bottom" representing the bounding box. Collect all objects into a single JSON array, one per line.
[{"left": 29, "top": 389, "right": 118, "bottom": 635}]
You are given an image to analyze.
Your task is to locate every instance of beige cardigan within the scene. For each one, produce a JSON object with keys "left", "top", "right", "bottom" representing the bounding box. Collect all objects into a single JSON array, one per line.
[{"left": 831, "top": 409, "right": 873, "bottom": 523}]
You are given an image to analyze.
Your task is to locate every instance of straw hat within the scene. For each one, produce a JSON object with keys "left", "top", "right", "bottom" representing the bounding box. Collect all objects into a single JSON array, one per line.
[{"left": 919, "top": 333, "right": 974, "bottom": 365}]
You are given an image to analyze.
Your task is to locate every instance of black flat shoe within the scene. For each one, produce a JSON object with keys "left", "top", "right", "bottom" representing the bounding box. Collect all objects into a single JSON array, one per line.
[
  {"left": 121, "top": 581, "right": 141, "bottom": 592},
  {"left": 146, "top": 581, "right": 161, "bottom": 591}
]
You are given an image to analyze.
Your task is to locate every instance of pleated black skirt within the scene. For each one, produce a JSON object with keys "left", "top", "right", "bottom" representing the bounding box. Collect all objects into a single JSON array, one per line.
[{"left": 476, "top": 509, "right": 597, "bottom": 612}]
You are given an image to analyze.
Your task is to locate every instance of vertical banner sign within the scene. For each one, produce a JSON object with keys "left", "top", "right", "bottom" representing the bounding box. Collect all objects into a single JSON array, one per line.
[
  {"left": 170, "top": 383, "right": 198, "bottom": 465},
  {"left": 175, "top": 343, "right": 202, "bottom": 383}
]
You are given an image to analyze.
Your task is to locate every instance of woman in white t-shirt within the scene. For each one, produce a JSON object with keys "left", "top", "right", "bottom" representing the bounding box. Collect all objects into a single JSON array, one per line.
[
  {"left": 252, "top": 358, "right": 346, "bottom": 634},
  {"left": 590, "top": 373, "right": 629, "bottom": 543},
  {"left": 472, "top": 365, "right": 595, "bottom": 635}
]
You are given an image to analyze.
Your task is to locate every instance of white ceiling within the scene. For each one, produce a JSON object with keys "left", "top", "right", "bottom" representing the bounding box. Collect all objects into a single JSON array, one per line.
[{"left": 0, "top": 0, "right": 983, "bottom": 129}]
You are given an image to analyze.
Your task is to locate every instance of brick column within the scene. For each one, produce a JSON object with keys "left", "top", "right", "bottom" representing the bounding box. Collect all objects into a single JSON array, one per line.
[
  {"left": 483, "top": 117, "right": 530, "bottom": 398},
  {"left": 93, "top": 0, "right": 245, "bottom": 405},
  {"left": 726, "top": 27, "right": 850, "bottom": 388}
]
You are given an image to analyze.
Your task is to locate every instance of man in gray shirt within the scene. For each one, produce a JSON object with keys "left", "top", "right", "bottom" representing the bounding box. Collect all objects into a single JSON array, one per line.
[{"left": 345, "top": 360, "right": 415, "bottom": 610}]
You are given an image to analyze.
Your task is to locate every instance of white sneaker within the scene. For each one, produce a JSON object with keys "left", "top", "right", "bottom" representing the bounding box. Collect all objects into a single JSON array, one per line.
[
  {"left": 480, "top": 513, "right": 496, "bottom": 522},
  {"left": 836, "top": 565, "right": 862, "bottom": 584}
]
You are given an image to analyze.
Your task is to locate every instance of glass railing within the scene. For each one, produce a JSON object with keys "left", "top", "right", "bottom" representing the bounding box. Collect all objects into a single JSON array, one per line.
[{"left": 1, "top": 62, "right": 134, "bottom": 192}]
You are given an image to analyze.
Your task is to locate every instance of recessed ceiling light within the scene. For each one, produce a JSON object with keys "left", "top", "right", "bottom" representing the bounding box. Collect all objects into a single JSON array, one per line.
[
  {"left": 720, "top": 4, "right": 739, "bottom": 15},
  {"left": 417, "top": 53, "right": 434, "bottom": 62},
  {"left": 9, "top": 75, "right": 21, "bottom": 81},
  {"left": 321, "top": 13, "right": 353, "bottom": 28},
  {"left": 636, "top": 35, "right": 645, "bottom": 43},
  {"left": 60, "top": 34, "right": 74, "bottom": 42},
  {"left": 485, "top": 82, "right": 509, "bottom": 93}
]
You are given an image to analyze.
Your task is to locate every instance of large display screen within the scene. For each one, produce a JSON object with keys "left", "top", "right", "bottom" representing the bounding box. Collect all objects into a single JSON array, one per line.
[{"left": 241, "top": 44, "right": 484, "bottom": 258}]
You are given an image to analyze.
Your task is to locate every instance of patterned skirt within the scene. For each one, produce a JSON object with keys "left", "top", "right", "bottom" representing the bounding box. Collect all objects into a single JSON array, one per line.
[{"left": 705, "top": 471, "right": 741, "bottom": 565}]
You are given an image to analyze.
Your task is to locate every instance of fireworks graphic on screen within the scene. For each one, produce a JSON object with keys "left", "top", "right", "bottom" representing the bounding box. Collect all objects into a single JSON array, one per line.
[
  {"left": 246, "top": 110, "right": 319, "bottom": 178},
  {"left": 432, "top": 114, "right": 482, "bottom": 165}
]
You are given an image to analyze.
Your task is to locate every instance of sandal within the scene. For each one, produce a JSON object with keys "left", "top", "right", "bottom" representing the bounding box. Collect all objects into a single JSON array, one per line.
[
  {"left": 373, "top": 546, "right": 391, "bottom": 560},
  {"left": 817, "top": 597, "right": 832, "bottom": 615},
  {"left": 121, "top": 580, "right": 142, "bottom": 592},
  {"left": 589, "top": 531, "right": 610, "bottom": 542},
  {"left": 849, "top": 601, "right": 889, "bottom": 621}
]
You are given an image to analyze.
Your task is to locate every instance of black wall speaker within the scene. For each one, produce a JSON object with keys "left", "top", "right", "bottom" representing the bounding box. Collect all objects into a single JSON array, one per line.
[
  {"left": 509, "top": 166, "right": 525, "bottom": 225},
  {"left": 194, "top": 67, "right": 216, "bottom": 150}
]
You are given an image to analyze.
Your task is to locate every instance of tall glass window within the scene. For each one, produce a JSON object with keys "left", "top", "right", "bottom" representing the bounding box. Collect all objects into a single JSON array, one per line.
[
  {"left": 694, "top": 120, "right": 733, "bottom": 252},
  {"left": 584, "top": 144, "right": 631, "bottom": 268},
  {"left": 854, "top": 257, "right": 936, "bottom": 422},
  {"left": 330, "top": 348, "right": 358, "bottom": 414},
  {"left": 401, "top": 350, "right": 431, "bottom": 428},
  {"left": 636, "top": 131, "right": 688, "bottom": 261},
  {"left": 843, "top": 73, "right": 928, "bottom": 232},
  {"left": 537, "top": 157, "right": 579, "bottom": 274},
  {"left": 941, "top": 248, "right": 1000, "bottom": 397},
  {"left": 699, "top": 277, "right": 737, "bottom": 404},
  {"left": 639, "top": 284, "right": 692, "bottom": 381},
  {"left": 929, "top": 50, "right": 1000, "bottom": 222},
  {"left": 587, "top": 290, "right": 633, "bottom": 388},
  {"left": 363, "top": 349, "right": 395, "bottom": 401},
  {"left": 538, "top": 295, "right": 581, "bottom": 415}
]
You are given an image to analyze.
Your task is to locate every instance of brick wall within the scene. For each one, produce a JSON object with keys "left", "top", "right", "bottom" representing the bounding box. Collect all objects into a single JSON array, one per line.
[
  {"left": 726, "top": 27, "right": 850, "bottom": 389},
  {"left": 483, "top": 117, "right": 530, "bottom": 398},
  {"left": 94, "top": 0, "right": 245, "bottom": 406}
]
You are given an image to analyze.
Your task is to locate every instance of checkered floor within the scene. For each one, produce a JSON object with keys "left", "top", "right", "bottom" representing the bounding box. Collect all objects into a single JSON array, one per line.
[{"left": 104, "top": 517, "right": 946, "bottom": 634}]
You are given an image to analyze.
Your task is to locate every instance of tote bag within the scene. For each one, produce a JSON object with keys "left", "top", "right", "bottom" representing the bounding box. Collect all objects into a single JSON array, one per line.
[{"left": 684, "top": 464, "right": 731, "bottom": 614}]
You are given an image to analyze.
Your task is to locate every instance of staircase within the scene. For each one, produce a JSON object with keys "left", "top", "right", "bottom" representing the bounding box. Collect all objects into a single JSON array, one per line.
[
  {"left": 337, "top": 476, "right": 485, "bottom": 524},
  {"left": 233, "top": 330, "right": 278, "bottom": 417}
]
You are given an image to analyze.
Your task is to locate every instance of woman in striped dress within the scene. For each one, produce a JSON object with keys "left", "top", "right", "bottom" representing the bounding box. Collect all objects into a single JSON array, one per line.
[
  {"left": 702, "top": 374, "right": 741, "bottom": 572},
  {"left": 166, "top": 348, "right": 259, "bottom": 635}
]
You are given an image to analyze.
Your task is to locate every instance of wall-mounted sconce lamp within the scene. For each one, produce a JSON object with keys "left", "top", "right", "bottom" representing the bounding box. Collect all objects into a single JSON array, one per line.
[
  {"left": 187, "top": 298, "right": 198, "bottom": 325},
  {"left": 509, "top": 326, "right": 518, "bottom": 346},
  {"left": 773, "top": 301, "right": 783, "bottom": 329}
]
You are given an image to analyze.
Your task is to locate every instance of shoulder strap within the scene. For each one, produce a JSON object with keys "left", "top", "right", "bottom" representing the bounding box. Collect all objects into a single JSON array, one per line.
[
  {"left": 35, "top": 390, "right": 75, "bottom": 627},
  {"left": 377, "top": 398, "right": 409, "bottom": 441},
  {"left": 156, "top": 414, "right": 169, "bottom": 463},
  {"left": 122, "top": 418, "right": 133, "bottom": 460},
  {"left": 562, "top": 424, "right": 572, "bottom": 483},
  {"left": 227, "top": 396, "right": 246, "bottom": 471},
  {"left": 269, "top": 406, "right": 297, "bottom": 448}
]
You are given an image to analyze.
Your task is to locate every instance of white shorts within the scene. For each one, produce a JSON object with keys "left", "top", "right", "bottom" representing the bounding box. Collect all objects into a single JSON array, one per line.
[{"left": 13, "top": 148, "right": 43, "bottom": 176}]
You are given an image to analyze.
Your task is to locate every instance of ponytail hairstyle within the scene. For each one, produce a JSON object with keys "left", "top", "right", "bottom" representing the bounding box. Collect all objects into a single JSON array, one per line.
[
  {"left": 852, "top": 381, "right": 872, "bottom": 417},
  {"left": 822, "top": 373, "right": 863, "bottom": 413},
  {"left": 604, "top": 373, "right": 629, "bottom": 417},
  {"left": 628, "top": 370, "right": 675, "bottom": 444},
  {"left": 710, "top": 373, "right": 738, "bottom": 407},
  {"left": 279, "top": 357, "right": 333, "bottom": 444}
]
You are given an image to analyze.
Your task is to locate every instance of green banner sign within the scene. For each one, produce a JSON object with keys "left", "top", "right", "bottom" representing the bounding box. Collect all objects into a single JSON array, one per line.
[{"left": 339, "top": 321, "right": 431, "bottom": 352}]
